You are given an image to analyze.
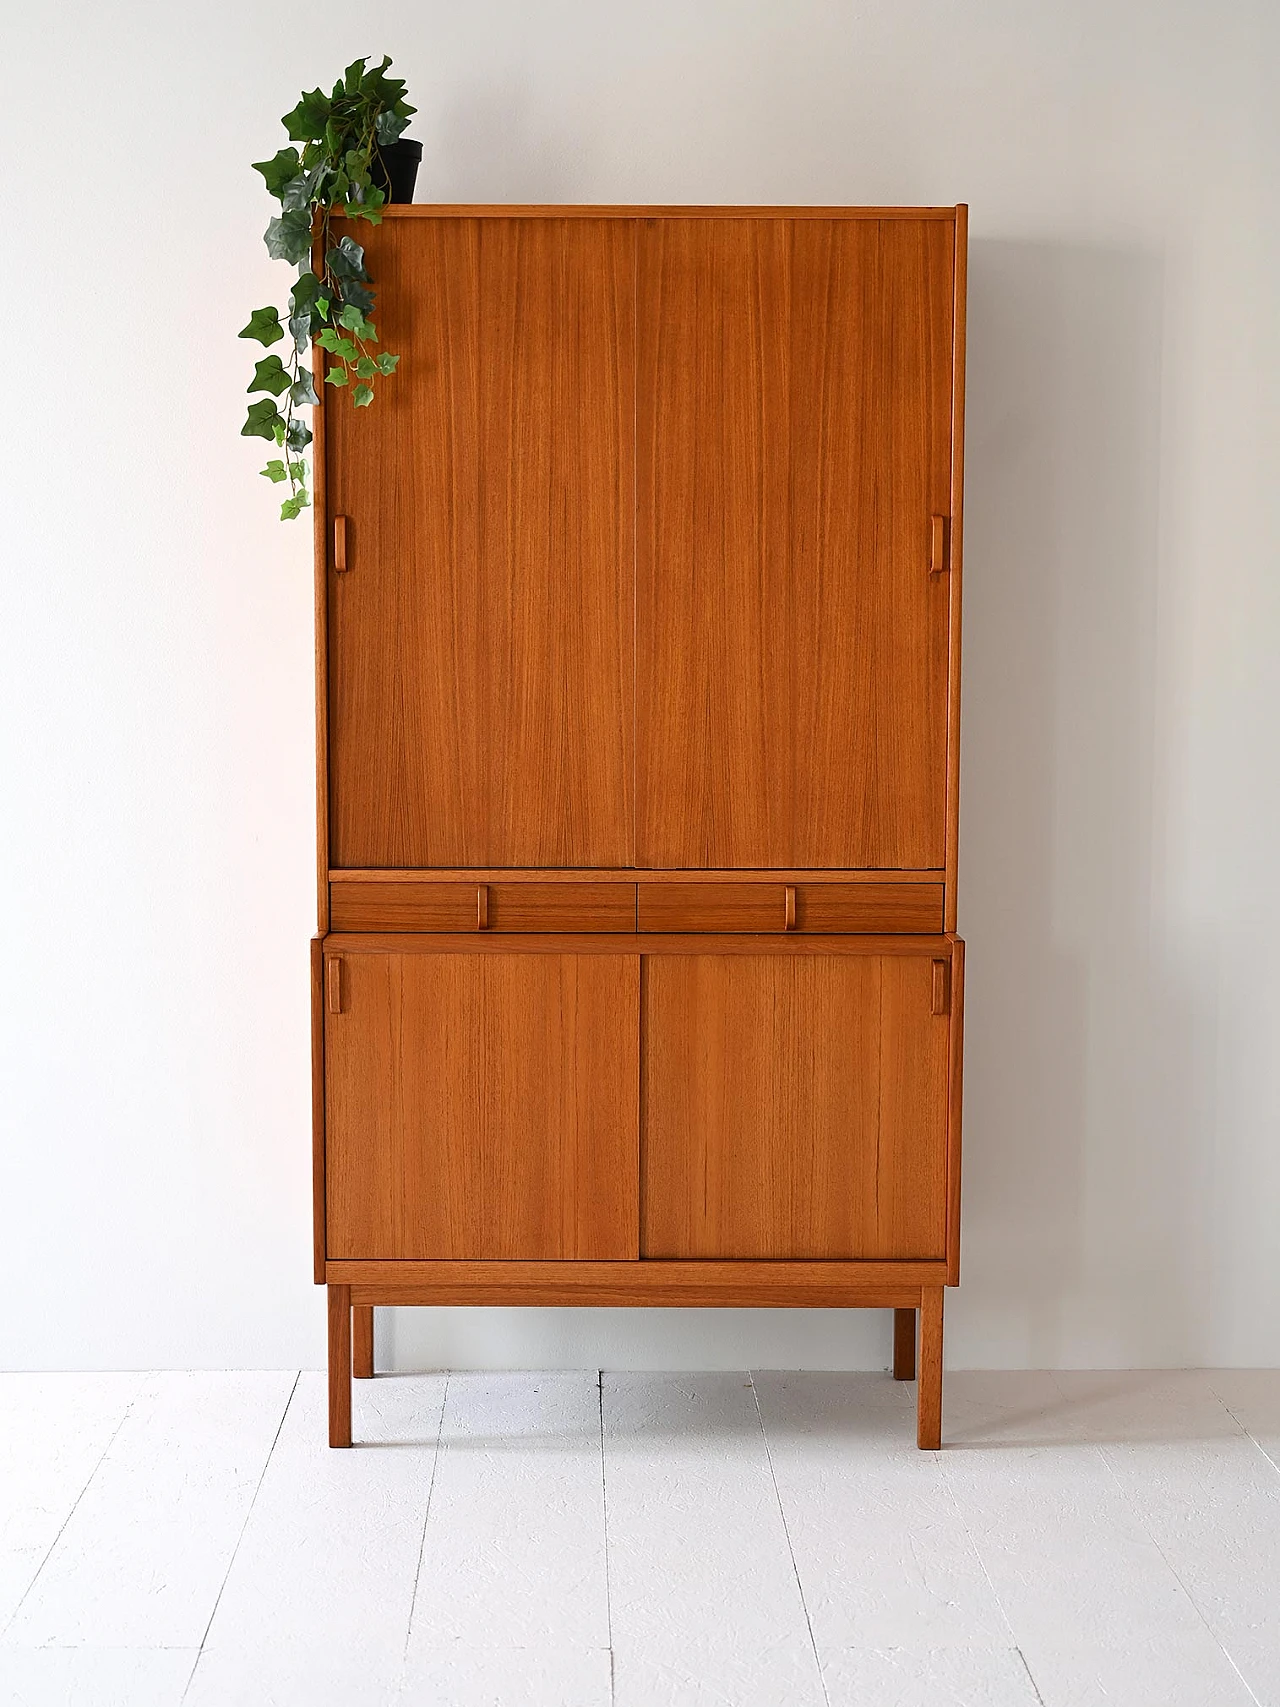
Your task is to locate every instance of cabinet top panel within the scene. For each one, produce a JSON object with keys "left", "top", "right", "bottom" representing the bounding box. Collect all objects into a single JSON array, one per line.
[{"left": 358, "top": 204, "right": 964, "bottom": 220}]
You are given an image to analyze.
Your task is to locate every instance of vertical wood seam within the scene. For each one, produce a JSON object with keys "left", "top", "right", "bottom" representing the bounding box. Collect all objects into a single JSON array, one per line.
[{"left": 944, "top": 206, "right": 967, "bottom": 932}]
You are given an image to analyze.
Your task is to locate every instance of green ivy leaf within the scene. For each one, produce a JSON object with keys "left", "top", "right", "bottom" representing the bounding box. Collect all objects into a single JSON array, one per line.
[
  {"left": 315, "top": 295, "right": 331, "bottom": 319},
  {"left": 337, "top": 303, "right": 377, "bottom": 340},
  {"left": 251, "top": 147, "right": 300, "bottom": 200},
  {"left": 343, "top": 58, "right": 367, "bottom": 95},
  {"left": 260, "top": 459, "right": 288, "bottom": 483},
  {"left": 326, "top": 236, "right": 369, "bottom": 281},
  {"left": 264, "top": 210, "right": 312, "bottom": 265},
  {"left": 325, "top": 365, "right": 349, "bottom": 386},
  {"left": 374, "top": 110, "right": 411, "bottom": 145},
  {"left": 248, "top": 354, "right": 291, "bottom": 396},
  {"left": 291, "top": 366, "right": 321, "bottom": 407},
  {"left": 238, "top": 306, "right": 284, "bottom": 346},
  {"left": 280, "top": 491, "right": 310, "bottom": 521},
  {"left": 355, "top": 356, "right": 378, "bottom": 379},
  {"left": 315, "top": 327, "right": 342, "bottom": 353},
  {"left": 337, "top": 279, "right": 375, "bottom": 316},
  {"left": 352, "top": 383, "right": 375, "bottom": 407},
  {"left": 291, "top": 270, "right": 321, "bottom": 311},
  {"left": 375, "top": 351, "right": 400, "bottom": 375},
  {"left": 280, "top": 171, "right": 318, "bottom": 213},
  {"left": 288, "top": 460, "right": 308, "bottom": 484},
  {"left": 282, "top": 87, "right": 330, "bottom": 142},
  {"left": 286, "top": 418, "right": 313, "bottom": 452},
  {"left": 287, "top": 271, "right": 321, "bottom": 351},
  {"left": 242, "top": 398, "right": 283, "bottom": 440}
]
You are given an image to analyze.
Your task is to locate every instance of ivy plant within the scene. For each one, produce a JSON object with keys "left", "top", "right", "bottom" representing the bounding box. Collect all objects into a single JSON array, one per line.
[{"left": 239, "top": 56, "right": 414, "bottom": 520}]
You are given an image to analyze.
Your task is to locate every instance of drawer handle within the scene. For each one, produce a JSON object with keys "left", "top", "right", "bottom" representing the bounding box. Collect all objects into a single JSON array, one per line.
[
  {"left": 327, "top": 957, "right": 343, "bottom": 1015},
  {"left": 333, "top": 515, "right": 348, "bottom": 573},
  {"left": 929, "top": 514, "right": 948, "bottom": 576},
  {"left": 784, "top": 885, "right": 797, "bottom": 931},
  {"left": 476, "top": 885, "right": 489, "bottom": 930},
  {"left": 932, "top": 959, "right": 950, "bottom": 1014}
]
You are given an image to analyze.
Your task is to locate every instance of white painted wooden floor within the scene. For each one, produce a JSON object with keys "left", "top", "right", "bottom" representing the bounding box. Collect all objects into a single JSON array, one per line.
[{"left": 2, "top": 1370, "right": 1279, "bottom": 1706}]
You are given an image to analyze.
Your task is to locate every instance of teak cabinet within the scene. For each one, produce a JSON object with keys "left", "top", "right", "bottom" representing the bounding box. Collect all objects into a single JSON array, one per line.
[{"left": 311, "top": 205, "right": 967, "bottom": 1450}]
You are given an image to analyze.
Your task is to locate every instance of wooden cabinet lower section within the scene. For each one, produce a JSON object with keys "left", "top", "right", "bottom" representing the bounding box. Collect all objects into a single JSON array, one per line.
[
  {"left": 317, "top": 933, "right": 961, "bottom": 1270},
  {"left": 314, "top": 931, "right": 962, "bottom": 1451},
  {"left": 324, "top": 948, "right": 639, "bottom": 1260},
  {"left": 641, "top": 951, "right": 949, "bottom": 1259}
]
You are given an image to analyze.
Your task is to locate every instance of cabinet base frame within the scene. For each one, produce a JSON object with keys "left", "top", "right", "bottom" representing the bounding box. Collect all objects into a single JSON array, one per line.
[{"left": 324, "top": 1273, "right": 947, "bottom": 1450}]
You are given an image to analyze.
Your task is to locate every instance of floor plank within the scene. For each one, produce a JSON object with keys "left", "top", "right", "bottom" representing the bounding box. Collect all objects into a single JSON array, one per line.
[
  {"left": 940, "top": 1373, "right": 1255, "bottom": 1702},
  {"left": 1057, "top": 1370, "right": 1280, "bottom": 1706},
  {"left": 0, "top": 1374, "right": 143, "bottom": 1633},
  {"left": 1, "top": 1369, "right": 1279, "bottom": 1707},
  {"left": 405, "top": 1373, "right": 608, "bottom": 1652},
  {"left": 754, "top": 1370, "right": 1010, "bottom": 1651},
  {"left": 604, "top": 1372, "right": 826, "bottom": 1707},
  {"left": 396, "top": 1645, "right": 612, "bottom": 1707},
  {"left": 821, "top": 1645, "right": 1042, "bottom": 1707},
  {"left": 185, "top": 1372, "right": 446, "bottom": 1707},
  {"left": 3, "top": 1372, "right": 293, "bottom": 1650},
  {"left": 0, "top": 1646, "right": 196, "bottom": 1707},
  {"left": 1210, "top": 1368, "right": 1280, "bottom": 1472}
]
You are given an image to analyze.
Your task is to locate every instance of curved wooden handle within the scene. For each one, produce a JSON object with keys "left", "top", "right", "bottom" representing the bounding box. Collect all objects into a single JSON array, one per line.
[
  {"left": 477, "top": 885, "right": 489, "bottom": 930},
  {"left": 784, "top": 885, "right": 797, "bottom": 930}
]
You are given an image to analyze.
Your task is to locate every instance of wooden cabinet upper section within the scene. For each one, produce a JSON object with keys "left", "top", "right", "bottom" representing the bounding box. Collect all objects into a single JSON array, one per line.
[{"left": 320, "top": 206, "right": 966, "bottom": 884}]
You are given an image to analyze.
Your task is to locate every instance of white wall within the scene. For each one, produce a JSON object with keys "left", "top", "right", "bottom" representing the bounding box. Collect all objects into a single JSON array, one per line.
[{"left": 3, "top": 0, "right": 1276, "bottom": 1373}]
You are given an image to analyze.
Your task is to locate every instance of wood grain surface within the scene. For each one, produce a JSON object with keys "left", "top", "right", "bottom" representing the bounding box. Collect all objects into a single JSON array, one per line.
[
  {"left": 637, "top": 881, "right": 943, "bottom": 932},
  {"left": 640, "top": 950, "right": 950, "bottom": 1259},
  {"left": 329, "top": 878, "right": 638, "bottom": 932},
  {"left": 324, "top": 948, "right": 639, "bottom": 1260},
  {"left": 325, "top": 216, "right": 635, "bottom": 868},
  {"left": 636, "top": 216, "right": 954, "bottom": 869}
]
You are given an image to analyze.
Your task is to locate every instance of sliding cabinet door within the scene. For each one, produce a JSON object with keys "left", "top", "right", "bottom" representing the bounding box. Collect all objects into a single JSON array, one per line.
[
  {"left": 636, "top": 215, "right": 955, "bottom": 869},
  {"left": 325, "top": 945, "right": 640, "bottom": 1259},
  {"left": 641, "top": 947, "right": 952, "bottom": 1259},
  {"left": 326, "top": 216, "right": 636, "bottom": 868}
]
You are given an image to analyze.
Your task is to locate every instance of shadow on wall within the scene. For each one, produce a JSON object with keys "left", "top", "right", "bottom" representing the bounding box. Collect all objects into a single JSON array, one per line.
[
  {"left": 956, "top": 238, "right": 1218, "bottom": 1368},
  {"left": 381, "top": 233, "right": 1220, "bottom": 1374}
]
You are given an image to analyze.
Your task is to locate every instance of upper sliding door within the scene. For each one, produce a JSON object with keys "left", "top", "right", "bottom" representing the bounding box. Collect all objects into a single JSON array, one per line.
[
  {"left": 636, "top": 215, "right": 955, "bottom": 870},
  {"left": 326, "top": 216, "right": 635, "bottom": 869}
]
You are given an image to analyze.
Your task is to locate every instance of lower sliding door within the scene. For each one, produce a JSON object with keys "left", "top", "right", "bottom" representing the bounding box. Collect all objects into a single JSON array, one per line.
[
  {"left": 641, "top": 947, "right": 952, "bottom": 1259},
  {"left": 324, "top": 945, "right": 640, "bottom": 1260}
]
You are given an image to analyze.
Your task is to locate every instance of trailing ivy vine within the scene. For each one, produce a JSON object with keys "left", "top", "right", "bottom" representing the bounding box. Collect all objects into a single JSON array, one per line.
[{"left": 239, "top": 56, "right": 414, "bottom": 520}]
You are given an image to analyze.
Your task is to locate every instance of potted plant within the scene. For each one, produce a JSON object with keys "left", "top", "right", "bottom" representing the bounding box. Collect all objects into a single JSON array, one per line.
[{"left": 239, "top": 57, "right": 418, "bottom": 520}]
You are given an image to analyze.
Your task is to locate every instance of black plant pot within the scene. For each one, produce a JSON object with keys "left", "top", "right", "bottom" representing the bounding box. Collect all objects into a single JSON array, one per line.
[{"left": 372, "top": 138, "right": 422, "bottom": 204}]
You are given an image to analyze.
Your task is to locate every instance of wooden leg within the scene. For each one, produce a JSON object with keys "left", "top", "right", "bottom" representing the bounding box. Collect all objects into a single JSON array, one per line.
[
  {"left": 328, "top": 1284, "right": 352, "bottom": 1448},
  {"left": 353, "top": 1305, "right": 374, "bottom": 1379},
  {"left": 893, "top": 1307, "right": 916, "bottom": 1380},
  {"left": 917, "top": 1286, "right": 943, "bottom": 1450}
]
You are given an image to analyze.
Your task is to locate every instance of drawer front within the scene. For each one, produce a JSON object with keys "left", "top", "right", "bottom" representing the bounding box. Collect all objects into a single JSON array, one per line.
[
  {"left": 330, "top": 879, "right": 637, "bottom": 932},
  {"left": 637, "top": 881, "right": 943, "bottom": 933}
]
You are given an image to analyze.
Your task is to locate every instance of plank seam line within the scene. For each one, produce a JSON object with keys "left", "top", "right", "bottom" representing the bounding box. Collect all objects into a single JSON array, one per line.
[
  {"left": 402, "top": 1371, "right": 450, "bottom": 1662},
  {"left": 0, "top": 1373, "right": 147, "bottom": 1643},
  {"left": 749, "top": 1370, "right": 831, "bottom": 1707},
  {"left": 598, "top": 1370, "right": 616, "bottom": 1702},
  {"left": 181, "top": 1370, "right": 300, "bottom": 1702},
  {"left": 1076, "top": 1374, "right": 1266, "bottom": 1707}
]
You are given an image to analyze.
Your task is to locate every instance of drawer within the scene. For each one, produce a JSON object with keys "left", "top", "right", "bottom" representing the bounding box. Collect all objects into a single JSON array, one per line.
[
  {"left": 637, "top": 881, "right": 943, "bottom": 933},
  {"left": 329, "top": 879, "right": 637, "bottom": 932}
]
